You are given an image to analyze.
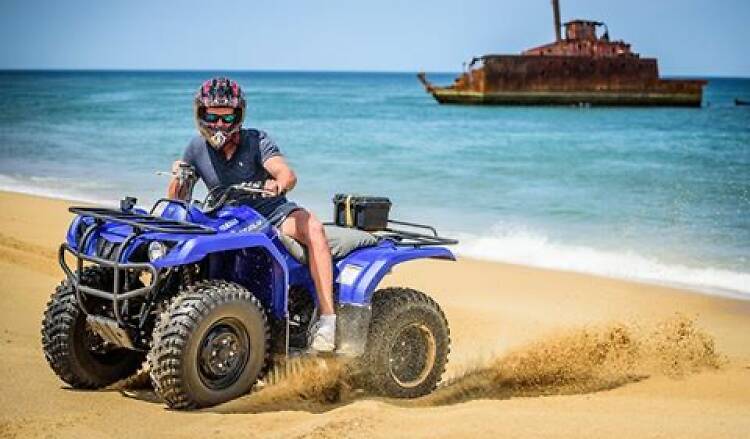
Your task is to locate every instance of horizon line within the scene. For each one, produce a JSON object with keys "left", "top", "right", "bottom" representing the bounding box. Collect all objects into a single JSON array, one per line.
[{"left": 0, "top": 67, "right": 746, "bottom": 80}]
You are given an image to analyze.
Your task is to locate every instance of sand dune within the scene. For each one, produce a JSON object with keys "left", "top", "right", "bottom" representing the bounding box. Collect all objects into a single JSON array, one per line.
[{"left": 1, "top": 190, "right": 749, "bottom": 438}]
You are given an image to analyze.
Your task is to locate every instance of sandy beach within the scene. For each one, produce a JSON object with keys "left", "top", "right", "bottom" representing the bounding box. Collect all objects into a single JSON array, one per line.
[{"left": 1, "top": 189, "right": 748, "bottom": 438}]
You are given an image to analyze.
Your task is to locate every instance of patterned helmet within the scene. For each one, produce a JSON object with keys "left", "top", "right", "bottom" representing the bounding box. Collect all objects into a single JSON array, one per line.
[{"left": 194, "top": 77, "right": 246, "bottom": 149}]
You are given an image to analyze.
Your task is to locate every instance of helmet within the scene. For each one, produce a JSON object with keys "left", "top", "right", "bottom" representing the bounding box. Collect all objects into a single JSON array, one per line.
[{"left": 194, "top": 77, "right": 246, "bottom": 149}]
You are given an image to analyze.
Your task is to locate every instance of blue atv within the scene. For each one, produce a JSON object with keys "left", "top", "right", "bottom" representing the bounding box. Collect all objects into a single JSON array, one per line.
[{"left": 41, "top": 174, "right": 457, "bottom": 409}]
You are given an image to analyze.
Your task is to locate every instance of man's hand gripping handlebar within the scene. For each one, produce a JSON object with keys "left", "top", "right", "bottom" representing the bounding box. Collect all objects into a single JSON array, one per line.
[{"left": 160, "top": 161, "right": 198, "bottom": 201}]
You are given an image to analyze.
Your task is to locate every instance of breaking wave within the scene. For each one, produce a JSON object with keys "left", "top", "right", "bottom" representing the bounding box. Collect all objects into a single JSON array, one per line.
[{"left": 451, "top": 227, "right": 749, "bottom": 299}]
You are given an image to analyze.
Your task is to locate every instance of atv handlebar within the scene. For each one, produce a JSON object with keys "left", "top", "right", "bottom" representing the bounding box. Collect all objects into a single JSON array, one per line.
[
  {"left": 156, "top": 165, "right": 198, "bottom": 183},
  {"left": 157, "top": 162, "right": 199, "bottom": 202},
  {"left": 158, "top": 165, "right": 276, "bottom": 214},
  {"left": 202, "top": 182, "right": 276, "bottom": 214}
]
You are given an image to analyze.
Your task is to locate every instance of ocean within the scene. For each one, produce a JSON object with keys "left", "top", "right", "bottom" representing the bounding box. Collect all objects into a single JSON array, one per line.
[{"left": 0, "top": 71, "right": 748, "bottom": 297}]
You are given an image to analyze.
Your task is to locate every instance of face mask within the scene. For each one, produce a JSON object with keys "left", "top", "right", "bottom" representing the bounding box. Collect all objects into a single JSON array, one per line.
[{"left": 208, "top": 131, "right": 228, "bottom": 149}]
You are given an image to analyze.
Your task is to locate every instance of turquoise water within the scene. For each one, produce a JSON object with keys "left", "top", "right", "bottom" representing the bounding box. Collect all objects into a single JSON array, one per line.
[{"left": 0, "top": 71, "right": 748, "bottom": 296}]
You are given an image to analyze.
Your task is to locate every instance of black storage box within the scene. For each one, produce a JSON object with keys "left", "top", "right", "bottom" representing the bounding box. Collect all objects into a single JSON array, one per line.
[{"left": 333, "top": 194, "right": 392, "bottom": 231}]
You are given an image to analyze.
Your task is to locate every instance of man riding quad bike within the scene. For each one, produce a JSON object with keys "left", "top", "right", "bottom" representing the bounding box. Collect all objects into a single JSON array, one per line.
[
  {"left": 41, "top": 77, "right": 457, "bottom": 409},
  {"left": 177, "top": 77, "right": 339, "bottom": 352}
]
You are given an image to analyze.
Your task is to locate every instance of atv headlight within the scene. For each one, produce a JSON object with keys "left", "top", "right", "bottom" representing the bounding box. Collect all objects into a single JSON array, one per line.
[{"left": 147, "top": 241, "right": 168, "bottom": 261}]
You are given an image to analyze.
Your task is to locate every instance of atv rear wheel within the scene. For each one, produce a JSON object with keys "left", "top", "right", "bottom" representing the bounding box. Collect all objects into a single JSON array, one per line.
[
  {"left": 149, "top": 280, "right": 269, "bottom": 409},
  {"left": 41, "top": 267, "right": 145, "bottom": 389},
  {"left": 363, "top": 287, "right": 450, "bottom": 398}
]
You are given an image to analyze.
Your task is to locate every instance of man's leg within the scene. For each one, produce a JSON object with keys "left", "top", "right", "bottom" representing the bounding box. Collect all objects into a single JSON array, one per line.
[{"left": 279, "top": 209, "right": 336, "bottom": 350}]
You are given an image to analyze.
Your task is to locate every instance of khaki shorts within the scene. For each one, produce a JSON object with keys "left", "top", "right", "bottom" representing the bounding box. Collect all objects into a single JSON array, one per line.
[{"left": 265, "top": 201, "right": 303, "bottom": 228}]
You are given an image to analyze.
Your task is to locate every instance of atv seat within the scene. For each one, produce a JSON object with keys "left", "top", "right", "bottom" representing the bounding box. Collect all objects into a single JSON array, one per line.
[{"left": 278, "top": 225, "right": 378, "bottom": 264}]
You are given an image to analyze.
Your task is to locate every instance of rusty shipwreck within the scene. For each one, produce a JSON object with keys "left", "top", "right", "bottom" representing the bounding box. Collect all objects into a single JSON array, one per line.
[{"left": 418, "top": 0, "right": 706, "bottom": 107}]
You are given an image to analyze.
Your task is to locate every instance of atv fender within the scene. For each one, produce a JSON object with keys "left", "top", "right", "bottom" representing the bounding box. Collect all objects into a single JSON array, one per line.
[
  {"left": 333, "top": 243, "right": 454, "bottom": 356},
  {"left": 151, "top": 232, "right": 284, "bottom": 269},
  {"left": 151, "top": 232, "right": 289, "bottom": 318},
  {"left": 336, "top": 244, "right": 455, "bottom": 305}
]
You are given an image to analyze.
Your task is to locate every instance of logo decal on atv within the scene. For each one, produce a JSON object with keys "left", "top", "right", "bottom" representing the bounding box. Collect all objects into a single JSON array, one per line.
[
  {"left": 218, "top": 218, "right": 240, "bottom": 231},
  {"left": 236, "top": 219, "right": 264, "bottom": 233}
]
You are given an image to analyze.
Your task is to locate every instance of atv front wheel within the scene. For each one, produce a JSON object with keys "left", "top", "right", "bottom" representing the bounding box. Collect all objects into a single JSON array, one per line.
[
  {"left": 41, "top": 267, "right": 145, "bottom": 389},
  {"left": 363, "top": 287, "right": 450, "bottom": 398},
  {"left": 149, "top": 280, "right": 269, "bottom": 409}
]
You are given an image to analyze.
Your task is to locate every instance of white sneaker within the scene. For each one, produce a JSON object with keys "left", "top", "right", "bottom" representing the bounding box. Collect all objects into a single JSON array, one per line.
[{"left": 310, "top": 315, "right": 336, "bottom": 352}]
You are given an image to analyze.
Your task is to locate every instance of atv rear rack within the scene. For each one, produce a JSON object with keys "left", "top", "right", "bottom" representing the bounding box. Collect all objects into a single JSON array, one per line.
[
  {"left": 324, "top": 219, "right": 458, "bottom": 247},
  {"left": 69, "top": 206, "right": 216, "bottom": 235},
  {"left": 379, "top": 219, "right": 459, "bottom": 247}
]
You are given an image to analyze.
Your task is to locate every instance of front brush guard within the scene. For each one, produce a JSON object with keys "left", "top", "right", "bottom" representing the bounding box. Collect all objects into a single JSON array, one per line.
[
  {"left": 59, "top": 221, "right": 159, "bottom": 329},
  {"left": 59, "top": 203, "right": 214, "bottom": 329}
]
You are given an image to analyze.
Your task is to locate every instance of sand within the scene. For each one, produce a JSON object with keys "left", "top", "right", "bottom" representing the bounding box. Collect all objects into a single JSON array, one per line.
[{"left": 0, "top": 190, "right": 748, "bottom": 438}]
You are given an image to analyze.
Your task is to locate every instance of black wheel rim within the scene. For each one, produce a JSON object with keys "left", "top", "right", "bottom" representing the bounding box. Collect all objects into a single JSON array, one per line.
[
  {"left": 388, "top": 323, "right": 437, "bottom": 388},
  {"left": 198, "top": 318, "right": 250, "bottom": 390}
]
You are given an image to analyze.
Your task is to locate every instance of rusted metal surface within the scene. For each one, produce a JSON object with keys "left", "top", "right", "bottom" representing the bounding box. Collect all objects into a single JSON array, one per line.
[
  {"left": 524, "top": 20, "right": 632, "bottom": 58},
  {"left": 419, "top": 1, "right": 706, "bottom": 107}
]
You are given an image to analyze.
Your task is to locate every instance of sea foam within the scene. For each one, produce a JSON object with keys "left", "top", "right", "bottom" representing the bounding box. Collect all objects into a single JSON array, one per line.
[
  {"left": 451, "top": 226, "right": 749, "bottom": 299},
  {"left": 0, "top": 174, "right": 114, "bottom": 206}
]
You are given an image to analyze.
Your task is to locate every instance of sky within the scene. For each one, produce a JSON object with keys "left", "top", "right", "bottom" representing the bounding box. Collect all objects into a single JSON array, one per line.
[{"left": 1, "top": 0, "right": 748, "bottom": 76}]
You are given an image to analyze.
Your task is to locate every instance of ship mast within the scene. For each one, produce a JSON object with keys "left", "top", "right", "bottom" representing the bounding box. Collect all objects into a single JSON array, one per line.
[{"left": 552, "top": 0, "right": 562, "bottom": 41}]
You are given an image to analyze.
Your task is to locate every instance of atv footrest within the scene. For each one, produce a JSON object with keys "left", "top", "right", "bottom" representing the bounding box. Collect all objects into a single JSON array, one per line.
[{"left": 86, "top": 315, "right": 135, "bottom": 349}]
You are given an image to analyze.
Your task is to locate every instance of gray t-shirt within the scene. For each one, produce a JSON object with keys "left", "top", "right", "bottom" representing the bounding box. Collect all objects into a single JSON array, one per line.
[{"left": 183, "top": 128, "right": 288, "bottom": 216}]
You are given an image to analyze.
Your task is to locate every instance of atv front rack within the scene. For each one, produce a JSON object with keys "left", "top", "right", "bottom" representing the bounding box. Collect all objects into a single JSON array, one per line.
[{"left": 69, "top": 206, "right": 216, "bottom": 234}]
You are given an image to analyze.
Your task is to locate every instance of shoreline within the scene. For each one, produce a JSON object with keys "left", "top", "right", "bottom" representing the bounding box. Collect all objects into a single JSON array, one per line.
[{"left": 1, "top": 187, "right": 746, "bottom": 301}]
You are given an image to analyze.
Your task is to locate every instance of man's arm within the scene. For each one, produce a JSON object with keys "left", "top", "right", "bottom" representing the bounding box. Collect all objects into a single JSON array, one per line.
[
  {"left": 167, "top": 160, "right": 192, "bottom": 200},
  {"left": 263, "top": 156, "right": 297, "bottom": 196}
]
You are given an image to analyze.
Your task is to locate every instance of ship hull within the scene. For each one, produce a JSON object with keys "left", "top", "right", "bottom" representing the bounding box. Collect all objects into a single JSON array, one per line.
[
  {"left": 420, "top": 55, "right": 706, "bottom": 108},
  {"left": 431, "top": 89, "right": 703, "bottom": 107}
]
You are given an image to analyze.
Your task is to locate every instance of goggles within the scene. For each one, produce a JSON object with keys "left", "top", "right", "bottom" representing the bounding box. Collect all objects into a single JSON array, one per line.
[{"left": 202, "top": 112, "right": 238, "bottom": 124}]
